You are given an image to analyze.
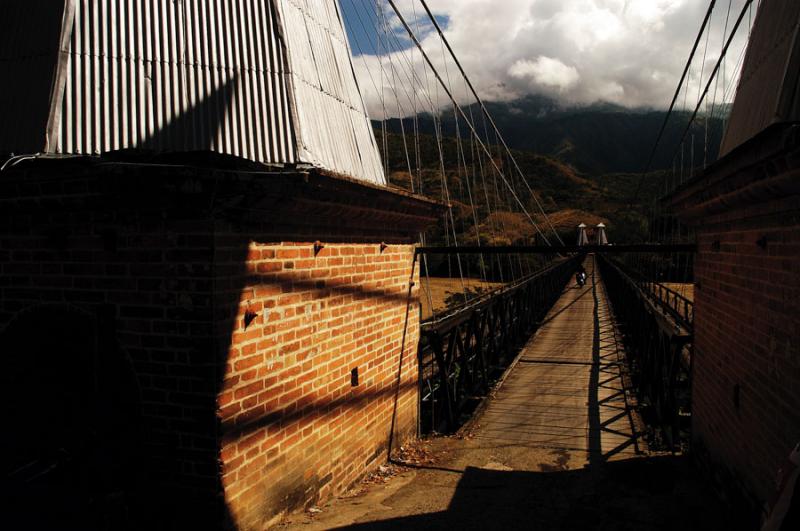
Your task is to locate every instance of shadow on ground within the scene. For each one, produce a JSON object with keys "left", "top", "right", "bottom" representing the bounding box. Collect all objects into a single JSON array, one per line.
[
  {"left": 313, "top": 258, "right": 743, "bottom": 531},
  {"left": 338, "top": 455, "right": 742, "bottom": 531}
]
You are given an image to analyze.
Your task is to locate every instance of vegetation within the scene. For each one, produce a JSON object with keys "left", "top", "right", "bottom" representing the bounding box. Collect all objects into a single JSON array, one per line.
[
  {"left": 377, "top": 94, "right": 726, "bottom": 175},
  {"left": 376, "top": 128, "right": 664, "bottom": 249}
]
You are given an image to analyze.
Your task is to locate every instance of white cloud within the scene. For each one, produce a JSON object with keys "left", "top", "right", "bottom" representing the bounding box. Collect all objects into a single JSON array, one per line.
[
  {"left": 347, "top": 0, "right": 755, "bottom": 118},
  {"left": 508, "top": 57, "right": 580, "bottom": 93}
]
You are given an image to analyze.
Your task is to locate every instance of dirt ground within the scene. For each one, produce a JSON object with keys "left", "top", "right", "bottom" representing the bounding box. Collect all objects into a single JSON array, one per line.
[
  {"left": 419, "top": 277, "right": 505, "bottom": 320},
  {"left": 662, "top": 283, "right": 694, "bottom": 303},
  {"left": 277, "top": 436, "right": 739, "bottom": 531}
]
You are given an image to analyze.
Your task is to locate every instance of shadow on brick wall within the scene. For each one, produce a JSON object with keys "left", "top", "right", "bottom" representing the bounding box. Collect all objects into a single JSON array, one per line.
[{"left": 0, "top": 156, "right": 426, "bottom": 530}]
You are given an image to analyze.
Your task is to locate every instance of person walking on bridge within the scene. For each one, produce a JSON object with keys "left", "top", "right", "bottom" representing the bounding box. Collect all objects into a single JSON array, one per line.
[{"left": 576, "top": 263, "right": 587, "bottom": 288}]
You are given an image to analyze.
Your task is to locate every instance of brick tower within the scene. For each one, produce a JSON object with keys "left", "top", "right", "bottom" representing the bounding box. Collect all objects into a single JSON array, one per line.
[{"left": 0, "top": 2, "right": 440, "bottom": 529}]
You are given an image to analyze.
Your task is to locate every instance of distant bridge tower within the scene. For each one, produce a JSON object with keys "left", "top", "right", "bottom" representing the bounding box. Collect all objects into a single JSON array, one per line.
[
  {"left": 596, "top": 223, "right": 608, "bottom": 245},
  {"left": 577, "top": 223, "right": 589, "bottom": 245}
]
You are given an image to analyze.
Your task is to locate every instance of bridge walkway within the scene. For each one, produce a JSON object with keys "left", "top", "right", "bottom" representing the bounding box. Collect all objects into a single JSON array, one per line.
[
  {"left": 473, "top": 254, "right": 638, "bottom": 464},
  {"left": 282, "top": 256, "right": 731, "bottom": 530}
]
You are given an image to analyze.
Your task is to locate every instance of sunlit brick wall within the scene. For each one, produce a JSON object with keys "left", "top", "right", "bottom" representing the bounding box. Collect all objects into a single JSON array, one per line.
[
  {"left": 214, "top": 239, "right": 419, "bottom": 529},
  {"left": 0, "top": 164, "right": 436, "bottom": 530}
]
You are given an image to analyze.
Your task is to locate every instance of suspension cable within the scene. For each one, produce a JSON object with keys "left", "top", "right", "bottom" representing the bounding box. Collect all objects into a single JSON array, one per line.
[
  {"left": 668, "top": 0, "right": 754, "bottom": 175},
  {"left": 386, "top": 0, "right": 552, "bottom": 245},
  {"left": 417, "top": 0, "right": 564, "bottom": 246},
  {"left": 630, "top": 0, "right": 717, "bottom": 206}
]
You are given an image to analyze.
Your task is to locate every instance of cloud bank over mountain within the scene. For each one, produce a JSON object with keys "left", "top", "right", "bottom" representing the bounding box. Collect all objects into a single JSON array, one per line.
[{"left": 344, "top": 0, "right": 754, "bottom": 118}]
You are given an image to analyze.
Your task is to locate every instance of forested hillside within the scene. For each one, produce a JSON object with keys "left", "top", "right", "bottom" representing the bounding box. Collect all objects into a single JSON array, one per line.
[
  {"left": 375, "top": 129, "right": 663, "bottom": 247},
  {"left": 376, "top": 95, "right": 726, "bottom": 175}
]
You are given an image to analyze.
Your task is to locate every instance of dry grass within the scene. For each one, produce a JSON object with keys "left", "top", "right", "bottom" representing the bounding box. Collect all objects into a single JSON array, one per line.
[
  {"left": 420, "top": 277, "right": 506, "bottom": 320},
  {"left": 540, "top": 208, "right": 608, "bottom": 230},
  {"left": 471, "top": 211, "right": 536, "bottom": 246},
  {"left": 662, "top": 283, "right": 695, "bottom": 303}
]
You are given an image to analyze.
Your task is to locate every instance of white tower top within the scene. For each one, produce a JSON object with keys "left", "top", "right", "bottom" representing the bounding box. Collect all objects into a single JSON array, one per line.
[
  {"left": 596, "top": 223, "right": 608, "bottom": 245},
  {"left": 577, "top": 223, "right": 589, "bottom": 246},
  {"left": 0, "top": 1, "right": 385, "bottom": 185}
]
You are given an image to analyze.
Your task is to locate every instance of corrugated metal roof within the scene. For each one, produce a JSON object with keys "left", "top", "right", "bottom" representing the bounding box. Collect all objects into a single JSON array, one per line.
[
  {"left": 0, "top": 1, "right": 385, "bottom": 185},
  {"left": 56, "top": 0, "right": 296, "bottom": 164},
  {"left": 275, "top": 0, "right": 385, "bottom": 184},
  {"left": 720, "top": 0, "right": 800, "bottom": 156}
]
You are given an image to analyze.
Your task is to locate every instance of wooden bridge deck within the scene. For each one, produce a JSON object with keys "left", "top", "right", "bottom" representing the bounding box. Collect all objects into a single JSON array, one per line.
[
  {"left": 475, "top": 254, "right": 639, "bottom": 464},
  {"left": 282, "top": 256, "right": 730, "bottom": 530}
]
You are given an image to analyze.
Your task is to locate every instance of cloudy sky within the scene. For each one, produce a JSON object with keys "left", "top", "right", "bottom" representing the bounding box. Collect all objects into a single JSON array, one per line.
[{"left": 340, "top": 0, "right": 756, "bottom": 117}]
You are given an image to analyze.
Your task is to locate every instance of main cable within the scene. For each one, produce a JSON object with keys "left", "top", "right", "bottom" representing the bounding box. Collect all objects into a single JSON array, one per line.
[
  {"left": 386, "top": 0, "right": 552, "bottom": 245},
  {"left": 668, "top": 0, "right": 754, "bottom": 176},
  {"left": 418, "top": 0, "right": 564, "bottom": 246},
  {"left": 629, "top": 0, "right": 717, "bottom": 207}
]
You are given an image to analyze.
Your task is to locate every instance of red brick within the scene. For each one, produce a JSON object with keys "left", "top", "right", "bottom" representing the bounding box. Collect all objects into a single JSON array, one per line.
[
  {"left": 671, "top": 162, "right": 800, "bottom": 510},
  {"left": 0, "top": 189, "right": 423, "bottom": 530}
]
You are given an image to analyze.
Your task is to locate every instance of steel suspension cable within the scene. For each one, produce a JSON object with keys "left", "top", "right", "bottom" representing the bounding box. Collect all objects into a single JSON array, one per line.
[
  {"left": 377, "top": 1, "right": 545, "bottom": 250},
  {"left": 386, "top": 0, "right": 552, "bottom": 246},
  {"left": 630, "top": 0, "right": 717, "bottom": 205},
  {"left": 418, "top": 0, "right": 564, "bottom": 245},
  {"left": 347, "top": 2, "right": 417, "bottom": 186},
  {"left": 708, "top": 0, "right": 733, "bottom": 128},
  {"left": 668, "top": 0, "right": 754, "bottom": 176}
]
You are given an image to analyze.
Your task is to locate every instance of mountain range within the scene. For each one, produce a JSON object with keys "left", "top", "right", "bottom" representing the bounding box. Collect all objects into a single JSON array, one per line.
[{"left": 375, "top": 94, "right": 728, "bottom": 176}]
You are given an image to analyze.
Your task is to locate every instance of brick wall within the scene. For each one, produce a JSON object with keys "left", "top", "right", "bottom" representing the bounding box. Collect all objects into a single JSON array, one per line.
[
  {"left": 216, "top": 240, "right": 419, "bottom": 528},
  {"left": 0, "top": 160, "right": 439, "bottom": 529},
  {"left": 0, "top": 165, "right": 226, "bottom": 528},
  {"left": 670, "top": 124, "right": 800, "bottom": 517}
]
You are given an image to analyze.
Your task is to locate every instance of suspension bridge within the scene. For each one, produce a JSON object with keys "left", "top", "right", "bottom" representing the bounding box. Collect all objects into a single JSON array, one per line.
[
  {"left": 354, "top": 0, "right": 728, "bottom": 446},
  {"left": 282, "top": 255, "right": 711, "bottom": 529},
  {"left": 0, "top": 0, "right": 797, "bottom": 529}
]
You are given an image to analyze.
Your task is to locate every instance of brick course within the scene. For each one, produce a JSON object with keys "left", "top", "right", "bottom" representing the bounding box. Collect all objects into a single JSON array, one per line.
[
  {"left": 0, "top": 160, "right": 439, "bottom": 529},
  {"left": 217, "top": 239, "right": 420, "bottom": 528}
]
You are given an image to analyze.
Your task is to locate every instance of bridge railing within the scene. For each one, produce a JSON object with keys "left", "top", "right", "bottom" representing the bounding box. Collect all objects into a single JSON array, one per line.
[
  {"left": 417, "top": 255, "right": 580, "bottom": 434},
  {"left": 639, "top": 280, "right": 694, "bottom": 331},
  {"left": 596, "top": 254, "right": 693, "bottom": 450}
]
